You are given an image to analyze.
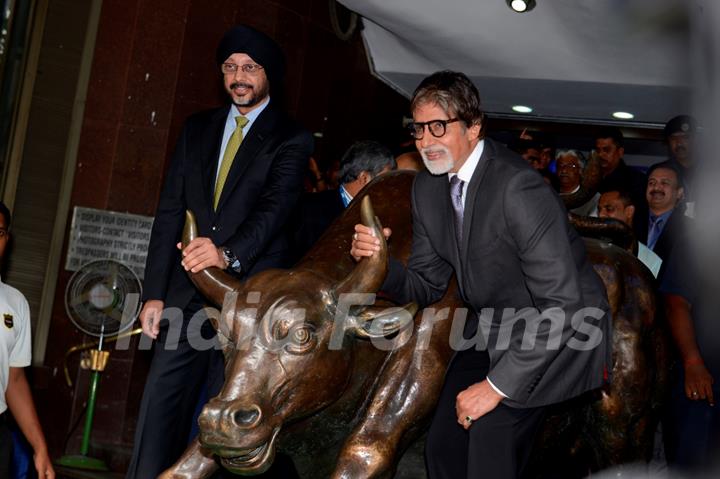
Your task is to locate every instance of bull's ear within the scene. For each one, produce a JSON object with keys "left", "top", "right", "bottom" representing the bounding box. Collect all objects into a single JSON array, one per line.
[
  {"left": 206, "top": 302, "right": 235, "bottom": 353},
  {"left": 209, "top": 314, "right": 232, "bottom": 351},
  {"left": 350, "top": 303, "right": 418, "bottom": 339}
]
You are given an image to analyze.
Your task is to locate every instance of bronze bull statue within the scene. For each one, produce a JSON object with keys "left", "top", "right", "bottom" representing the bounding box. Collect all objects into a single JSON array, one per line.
[{"left": 161, "top": 171, "right": 666, "bottom": 478}]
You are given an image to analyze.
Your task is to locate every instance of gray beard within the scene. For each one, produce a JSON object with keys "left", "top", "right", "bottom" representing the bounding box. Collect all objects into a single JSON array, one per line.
[
  {"left": 420, "top": 147, "right": 455, "bottom": 175},
  {"left": 231, "top": 82, "right": 270, "bottom": 109}
]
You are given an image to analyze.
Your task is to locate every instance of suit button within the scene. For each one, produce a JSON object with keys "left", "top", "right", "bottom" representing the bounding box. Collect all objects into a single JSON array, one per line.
[{"left": 211, "top": 225, "right": 220, "bottom": 232}]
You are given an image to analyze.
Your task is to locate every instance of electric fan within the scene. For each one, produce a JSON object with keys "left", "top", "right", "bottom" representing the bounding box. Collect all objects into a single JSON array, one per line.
[{"left": 56, "top": 259, "right": 141, "bottom": 471}]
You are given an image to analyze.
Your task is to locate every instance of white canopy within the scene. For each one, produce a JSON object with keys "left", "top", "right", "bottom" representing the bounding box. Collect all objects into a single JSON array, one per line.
[{"left": 340, "top": 0, "right": 691, "bottom": 125}]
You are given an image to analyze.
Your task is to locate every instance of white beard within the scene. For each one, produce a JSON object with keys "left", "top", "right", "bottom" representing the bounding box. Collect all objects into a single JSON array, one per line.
[{"left": 420, "top": 146, "right": 455, "bottom": 175}]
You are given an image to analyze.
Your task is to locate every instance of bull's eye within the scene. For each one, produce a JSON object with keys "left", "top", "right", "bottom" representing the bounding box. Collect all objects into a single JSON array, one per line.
[
  {"left": 264, "top": 301, "right": 314, "bottom": 354},
  {"left": 285, "top": 324, "right": 316, "bottom": 355},
  {"left": 293, "top": 327, "right": 310, "bottom": 344}
]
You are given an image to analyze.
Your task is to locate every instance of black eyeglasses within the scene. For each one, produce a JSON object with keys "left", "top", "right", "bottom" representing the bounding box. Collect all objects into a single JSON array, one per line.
[
  {"left": 221, "top": 63, "right": 264, "bottom": 75},
  {"left": 409, "top": 118, "right": 460, "bottom": 140}
]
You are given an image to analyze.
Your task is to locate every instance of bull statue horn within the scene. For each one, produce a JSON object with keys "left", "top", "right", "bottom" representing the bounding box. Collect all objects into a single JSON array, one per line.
[
  {"left": 570, "top": 213, "right": 638, "bottom": 255},
  {"left": 182, "top": 210, "right": 242, "bottom": 307},
  {"left": 333, "top": 195, "right": 388, "bottom": 298}
]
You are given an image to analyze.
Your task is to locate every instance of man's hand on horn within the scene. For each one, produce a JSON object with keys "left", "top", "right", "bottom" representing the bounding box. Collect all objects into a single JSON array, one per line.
[
  {"left": 177, "top": 237, "right": 226, "bottom": 273},
  {"left": 350, "top": 224, "right": 392, "bottom": 261}
]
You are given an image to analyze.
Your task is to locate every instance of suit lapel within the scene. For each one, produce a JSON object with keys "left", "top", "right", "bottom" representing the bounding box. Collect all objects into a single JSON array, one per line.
[
  {"left": 460, "top": 140, "right": 493, "bottom": 263},
  {"left": 214, "top": 104, "right": 280, "bottom": 213},
  {"left": 655, "top": 209, "right": 680, "bottom": 259},
  {"left": 636, "top": 215, "right": 649, "bottom": 245},
  {"left": 201, "top": 106, "right": 230, "bottom": 217}
]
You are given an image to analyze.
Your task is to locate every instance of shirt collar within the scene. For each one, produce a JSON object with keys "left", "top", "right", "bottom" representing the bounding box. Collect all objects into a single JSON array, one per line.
[
  {"left": 559, "top": 185, "right": 581, "bottom": 196},
  {"left": 448, "top": 139, "right": 485, "bottom": 184},
  {"left": 339, "top": 185, "right": 353, "bottom": 207},
  {"left": 650, "top": 208, "right": 674, "bottom": 224},
  {"left": 226, "top": 96, "right": 270, "bottom": 132}
]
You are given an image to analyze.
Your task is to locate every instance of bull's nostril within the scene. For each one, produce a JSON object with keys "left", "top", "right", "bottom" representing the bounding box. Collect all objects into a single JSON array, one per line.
[{"left": 233, "top": 407, "right": 260, "bottom": 427}]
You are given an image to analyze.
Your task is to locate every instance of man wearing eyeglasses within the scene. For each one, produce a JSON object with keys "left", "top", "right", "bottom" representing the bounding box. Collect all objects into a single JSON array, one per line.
[
  {"left": 556, "top": 150, "right": 599, "bottom": 217},
  {"left": 128, "top": 25, "right": 313, "bottom": 478},
  {"left": 351, "top": 71, "right": 611, "bottom": 478}
]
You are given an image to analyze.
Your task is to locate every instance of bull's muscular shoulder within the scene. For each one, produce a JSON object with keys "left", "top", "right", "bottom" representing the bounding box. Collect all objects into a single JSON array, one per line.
[{"left": 585, "top": 239, "right": 655, "bottom": 328}]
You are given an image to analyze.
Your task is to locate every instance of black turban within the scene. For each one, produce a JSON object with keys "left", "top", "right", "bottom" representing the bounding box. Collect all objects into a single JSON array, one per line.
[{"left": 216, "top": 25, "right": 285, "bottom": 84}]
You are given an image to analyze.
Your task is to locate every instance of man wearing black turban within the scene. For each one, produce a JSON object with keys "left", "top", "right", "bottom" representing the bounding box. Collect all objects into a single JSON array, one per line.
[{"left": 127, "top": 25, "right": 313, "bottom": 478}]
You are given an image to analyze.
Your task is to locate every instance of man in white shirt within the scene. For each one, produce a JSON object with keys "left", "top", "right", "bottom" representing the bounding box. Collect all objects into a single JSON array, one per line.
[
  {"left": 0, "top": 201, "right": 54, "bottom": 478},
  {"left": 597, "top": 190, "right": 662, "bottom": 278}
]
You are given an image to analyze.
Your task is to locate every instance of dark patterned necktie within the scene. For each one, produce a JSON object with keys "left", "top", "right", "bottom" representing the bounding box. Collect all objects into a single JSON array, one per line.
[{"left": 449, "top": 175, "right": 465, "bottom": 248}]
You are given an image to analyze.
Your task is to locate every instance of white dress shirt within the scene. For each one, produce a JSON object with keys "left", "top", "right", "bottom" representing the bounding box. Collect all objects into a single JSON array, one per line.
[
  {"left": 215, "top": 97, "right": 270, "bottom": 181},
  {"left": 447, "top": 140, "right": 508, "bottom": 398}
]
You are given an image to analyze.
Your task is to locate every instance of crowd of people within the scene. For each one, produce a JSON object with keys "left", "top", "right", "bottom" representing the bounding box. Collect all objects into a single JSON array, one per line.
[
  {"left": 506, "top": 116, "right": 716, "bottom": 475},
  {"left": 505, "top": 120, "right": 695, "bottom": 278}
]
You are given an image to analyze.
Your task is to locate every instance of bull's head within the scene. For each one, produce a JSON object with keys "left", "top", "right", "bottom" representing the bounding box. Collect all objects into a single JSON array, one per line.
[{"left": 182, "top": 197, "right": 416, "bottom": 474}]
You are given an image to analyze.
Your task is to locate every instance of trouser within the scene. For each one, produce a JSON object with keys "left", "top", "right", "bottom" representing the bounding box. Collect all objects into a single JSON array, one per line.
[
  {"left": 0, "top": 412, "right": 12, "bottom": 478},
  {"left": 425, "top": 348, "right": 545, "bottom": 479},
  {"left": 126, "top": 299, "right": 225, "bottom": 478}
]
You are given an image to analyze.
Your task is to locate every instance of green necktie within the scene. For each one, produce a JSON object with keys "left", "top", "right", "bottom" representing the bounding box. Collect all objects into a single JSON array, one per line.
[{"left": 214, "top": 115, "right": 249, "bottom": 209}]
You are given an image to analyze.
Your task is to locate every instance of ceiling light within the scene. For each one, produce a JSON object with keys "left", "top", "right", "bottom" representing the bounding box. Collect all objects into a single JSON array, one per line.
[
  {"left": 507, "top": 0, "right": 536, "bottom": 13},
  {"left": 612, "top": 111, "right": 634, "bottom": 120},
  {"left": 512, "top": 105, "right": 533, "bottom": 113}
]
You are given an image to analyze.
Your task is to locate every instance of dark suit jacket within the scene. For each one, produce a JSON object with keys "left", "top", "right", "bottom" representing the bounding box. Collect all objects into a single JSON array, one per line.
[
  {"left": 383, "top": 139, "right": 611, "bottom": 408},
  {"left": 289, "top": 189, "right": 345, "bottom": 264},
  {"left": 143, "top": 102, "right": 313, "bottom": 309}
]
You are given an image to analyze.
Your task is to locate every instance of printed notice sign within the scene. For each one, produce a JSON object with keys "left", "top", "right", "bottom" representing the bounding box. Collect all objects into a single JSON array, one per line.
[{"left": 66, "top": 207, "right": 154, "bottom": 279}]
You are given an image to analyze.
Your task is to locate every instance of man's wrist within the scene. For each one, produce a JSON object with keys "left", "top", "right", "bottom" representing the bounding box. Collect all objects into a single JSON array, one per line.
[
  {"left": 684, "top": 356, "right": 704, "bottom": 367},
  {"left": 32, "top": 442, "right": 49, "bottom": 455},
  {"left": 221, "top": 247, "right": 242, "bottom": 273},
  {"left": 218, "top": 246, "right": 229, "bottom": 268},
  {"left": 486, "top": 377, "right": 508, "bottom": 399}
]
